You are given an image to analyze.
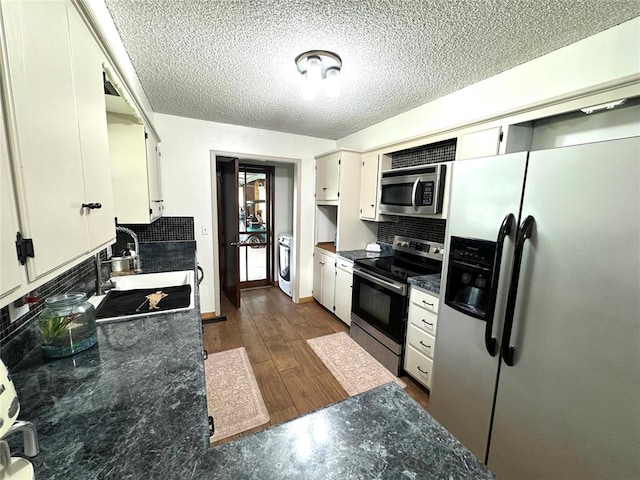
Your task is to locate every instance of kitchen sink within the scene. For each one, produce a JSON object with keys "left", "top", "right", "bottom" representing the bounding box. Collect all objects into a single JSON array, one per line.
[{"left": 89, "top": 270, "right": 195, "bottom": 323}]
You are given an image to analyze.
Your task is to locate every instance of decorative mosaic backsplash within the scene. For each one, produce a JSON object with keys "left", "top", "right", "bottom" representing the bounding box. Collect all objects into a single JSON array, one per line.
[
  {"left": 118, "top": 216, "right": 194, "bottom": 243},
  {"left": 377, "top": 217, "right": 446, "bottom": 244},
  {"left": 0, "top": 217, "right": 194, "bottom": 363},
  {"left": 0, "top": 256, "right": 97, "bottom": 366},
  {"left": 113, "top": 216, "right": 195, "bottom": 255},
  {"left": 391, "top": 138, "right": 457, "bottom": 169}
]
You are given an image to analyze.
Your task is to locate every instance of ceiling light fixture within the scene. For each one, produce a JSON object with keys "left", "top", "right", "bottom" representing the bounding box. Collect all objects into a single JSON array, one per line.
[
  {"left": 580, "top": 99, "right": 626, "bottom": 114},
  {"left": 295, "top": 50, "right": 342, "bottom": 101}
]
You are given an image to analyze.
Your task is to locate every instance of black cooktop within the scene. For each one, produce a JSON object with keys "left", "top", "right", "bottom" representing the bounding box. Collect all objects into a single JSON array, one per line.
[{"left": 355, "top": 255, "right": 440, "bottom": 283}]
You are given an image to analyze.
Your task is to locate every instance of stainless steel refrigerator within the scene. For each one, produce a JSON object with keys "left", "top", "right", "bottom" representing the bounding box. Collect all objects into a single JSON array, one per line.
[{"left": 430, "top": 136, "right": 640, "bottom": 479}]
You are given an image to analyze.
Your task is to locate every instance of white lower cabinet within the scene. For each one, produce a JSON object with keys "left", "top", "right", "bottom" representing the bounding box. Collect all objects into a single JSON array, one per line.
[
  {"left": 312, "top": 247, "right": 336, "bottom": 311},
  {"left": 313, "top": 249, "right": 354, "bottom": 325},
  {"left": 404, "top": 286, "right": 440, "bottom": 389},
  {"left": 334, "top": 258, "right": 354, "bottom": 325}
]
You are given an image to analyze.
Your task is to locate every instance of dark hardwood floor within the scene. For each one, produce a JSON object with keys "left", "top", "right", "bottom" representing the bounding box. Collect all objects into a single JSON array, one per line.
[{"left": 203, "top": 286, "right": 430, "bottom": 446}]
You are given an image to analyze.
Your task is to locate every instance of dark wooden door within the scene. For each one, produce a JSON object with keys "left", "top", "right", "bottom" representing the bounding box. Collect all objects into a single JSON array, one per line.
[{"left": 217, "top": 157, "right": 241, "bottom": 308}]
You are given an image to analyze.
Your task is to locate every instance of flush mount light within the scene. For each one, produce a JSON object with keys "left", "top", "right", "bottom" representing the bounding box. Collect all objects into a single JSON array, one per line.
[
  {"left": 295, "top": 50, "right": 342, "bottom": 101},
  {"left": 580, "top": 99, "right": 626, "bottom": 114}
]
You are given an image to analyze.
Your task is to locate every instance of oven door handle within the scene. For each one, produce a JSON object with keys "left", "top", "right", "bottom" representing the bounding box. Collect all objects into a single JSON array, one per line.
[
  {"left": 353, "top": 269, "right": 406, "bottom": 295},
  {"left": 411, "top": 178, "right": 420, "bottom": 210},
  {"left": 484, "top": 213, "right": 515, "bottom": 357}
]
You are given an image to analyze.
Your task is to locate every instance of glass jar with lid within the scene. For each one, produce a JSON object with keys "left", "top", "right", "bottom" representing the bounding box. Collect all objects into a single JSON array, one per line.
[{"left": 38, "top": 292, "right": 98, "bottom": 359}]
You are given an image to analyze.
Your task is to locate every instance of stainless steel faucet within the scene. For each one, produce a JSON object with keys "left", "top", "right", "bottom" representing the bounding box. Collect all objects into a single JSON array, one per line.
[
  {"left": 115, "top": 226, "right": 142, "bottom": 273},
  {"left": 3, "top": 420, "right": 40, "bottom": 457},
  {"left": 95, "top": 227, "right": 143, "bottom": 295}
]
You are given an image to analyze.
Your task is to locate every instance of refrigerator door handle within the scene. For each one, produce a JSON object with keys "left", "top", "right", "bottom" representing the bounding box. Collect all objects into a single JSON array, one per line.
[
  {"left": 484, "top": 213, "right": 515, "bottom": 356},
  {"left": 501, "top": 215, "right": 535, "bottom": 366}
]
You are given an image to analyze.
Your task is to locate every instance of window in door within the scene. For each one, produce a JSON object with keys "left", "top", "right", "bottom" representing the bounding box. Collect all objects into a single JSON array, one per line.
[{"left": 238, "top": 165, "right": 273, "bottom": 287}]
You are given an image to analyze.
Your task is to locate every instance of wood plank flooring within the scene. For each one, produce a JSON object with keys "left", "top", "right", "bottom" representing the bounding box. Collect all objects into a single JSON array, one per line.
[{"left": 203, "top": 286, "right": 430, "bottom": 446}]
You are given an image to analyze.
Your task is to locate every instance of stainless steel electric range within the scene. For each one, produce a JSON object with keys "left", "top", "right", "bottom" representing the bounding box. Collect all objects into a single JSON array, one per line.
[{"left": 350, "top": 235, "right": 444, "bottom": 375}]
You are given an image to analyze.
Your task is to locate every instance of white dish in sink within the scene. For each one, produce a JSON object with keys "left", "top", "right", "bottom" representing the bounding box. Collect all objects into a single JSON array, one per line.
[{"left": 89, "top": 270, "right": 195, "bottom": 323}]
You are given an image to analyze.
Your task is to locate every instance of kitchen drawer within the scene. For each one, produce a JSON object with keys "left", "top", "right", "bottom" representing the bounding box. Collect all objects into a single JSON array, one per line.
[
  {"left": 406, "top": 324, "right": 435, "bottom": 359},
  {"left": 404, "top": 345, "right": 433, "bottom": 389},
  {"left": 408, "top": 302, "right": 438, "bottom": 336},
  {"left": 336, "top": 257, "right": 354, "bottom": 273},
  {"left": 410, "top": 287, "right": 439, "bottom": 314}
]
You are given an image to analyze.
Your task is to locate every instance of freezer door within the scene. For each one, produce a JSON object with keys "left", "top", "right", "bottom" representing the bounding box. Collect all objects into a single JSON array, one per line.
[
  {"left": 430, "top": 152, "right": 528, "bottom": 461},
  {"left": 488, "top": 136, "right": 640, "bottom": 479}
]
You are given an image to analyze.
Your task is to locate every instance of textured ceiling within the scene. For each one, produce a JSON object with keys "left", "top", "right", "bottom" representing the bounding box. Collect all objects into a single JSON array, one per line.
[{"left": 104, "top": 0, "right": 640, "bottom": 140}]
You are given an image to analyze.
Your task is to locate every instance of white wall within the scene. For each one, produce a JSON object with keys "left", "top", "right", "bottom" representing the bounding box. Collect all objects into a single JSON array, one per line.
[
  {"left": 155, "top": 114, "right": 334, "bottom": 314},
  {"left": 337, "top": 17, "right": 640, "bottom": 151}
]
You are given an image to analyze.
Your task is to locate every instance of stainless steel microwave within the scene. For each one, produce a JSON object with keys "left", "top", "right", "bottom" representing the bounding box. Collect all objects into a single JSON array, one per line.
[{"left": 379, "top": 164, "right": 447, "bottom": 216}]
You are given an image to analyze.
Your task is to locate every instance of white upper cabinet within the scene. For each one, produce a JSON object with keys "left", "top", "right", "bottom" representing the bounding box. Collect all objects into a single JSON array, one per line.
[
  {"left": 457, "top": 124, "right": 533, "bottom": 161},
  {"left": 359, "top": 153, "right": 391, "bottom": 221},
  {"left": 314, "top": 149, "right": 377, "bottom": 251},
  {"left": 107, "top": 105, "right": 163, "bottom": 224},
  {"left": 1, "top": 0, "right": 115, "bottom": 281},
  {"left": 68, "top": 6, "right": 116, "bottom": 248},
  {"left": 456, "top": 126, "right": 502, "bottom": 161},
  {"left": 315, "top": 152, "right": 340, "bottom": 202},
  {"left": 0, "top": 95, "right": 26, "bottom": 302},
  {"left": 146, "top": 131, "right": 163, "bottom": 220}
]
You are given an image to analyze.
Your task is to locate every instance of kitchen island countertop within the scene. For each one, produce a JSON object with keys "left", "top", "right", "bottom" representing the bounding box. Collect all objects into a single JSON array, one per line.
[{"left": 8, "top": 242, "right": 491, "bottom": 479}]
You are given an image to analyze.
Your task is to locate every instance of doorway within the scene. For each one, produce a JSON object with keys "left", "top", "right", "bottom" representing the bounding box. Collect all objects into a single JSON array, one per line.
[{"left": 216, "top": 157, "right": 275, "bottom": 308}]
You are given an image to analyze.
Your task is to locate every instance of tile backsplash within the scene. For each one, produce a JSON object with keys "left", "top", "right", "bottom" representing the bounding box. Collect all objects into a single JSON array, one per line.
[
  {"left": 118, "top": 216, "right": 194, "bottom": 243},
  {"left": 380, "top": 139, "right": 455, "bottom": 245},
  {"left": 1, "top": 216, "right": 195, "bottom": 366},
  {"left": 0, "top": 255, "right": 96, "bottom": 367},
  {"left": 113, "top": 216, "right": 195, "bottom": 255},
  {"left": 378, "top": 217, "right": 446, "bottom": 244},
  {"left": 391, "top": 138, "right": 457, "bottom": 169}
]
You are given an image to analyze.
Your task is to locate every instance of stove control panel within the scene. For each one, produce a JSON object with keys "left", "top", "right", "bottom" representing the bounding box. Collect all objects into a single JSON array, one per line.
[{"left": 393, "top": 235, "right": 445, "bottom": 261}]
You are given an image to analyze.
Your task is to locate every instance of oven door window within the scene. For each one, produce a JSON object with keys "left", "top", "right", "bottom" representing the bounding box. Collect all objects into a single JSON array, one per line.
[{"left": 352, "top": 274, "right": 406, "bottom": 343}]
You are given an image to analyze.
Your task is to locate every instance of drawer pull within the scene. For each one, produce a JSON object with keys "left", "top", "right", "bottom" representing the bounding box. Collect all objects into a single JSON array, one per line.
[
  {"left": 419, "top": 341, "right": 431, "bottom": 350},
  {"left": 417, "top": 366, "right": 429, "bottom": 376},
  {"left": 422, "top": 300, "right": 434, "bottom": 307},
  {"left": 421, "top": 319, "right": 434, "bottom": 327}
]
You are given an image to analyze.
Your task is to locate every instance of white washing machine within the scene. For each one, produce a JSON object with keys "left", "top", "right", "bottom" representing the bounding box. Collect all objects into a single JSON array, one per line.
[{"left": 277, "top": 233, "right": 293, "bottom": 297}]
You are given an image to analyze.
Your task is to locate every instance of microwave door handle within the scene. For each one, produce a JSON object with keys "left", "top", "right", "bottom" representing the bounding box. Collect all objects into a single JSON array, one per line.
[
  {"left": 483, "top": 213, "right": 515, "bottom": 357},
  {"left": 500, "top": 215, "right": 535, "bottom": 366},
  {"left": 411, "top": 178, "right": 420, "bottom": 210}
]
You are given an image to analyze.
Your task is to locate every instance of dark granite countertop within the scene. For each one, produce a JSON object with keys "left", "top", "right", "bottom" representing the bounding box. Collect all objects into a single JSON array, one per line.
[
  {"left": 408, "top": 273, "right": 442, "bottom": 296},
  {"left": 337, "top": 243, "right": 393, "bottom": 262},
  {"left": 8, "top": 241, "right": 491, "bottom": 479},
  {"left": 9, "top": 241, "right": 210, "bottom": 479},
  {"left": 200, "top": 383, "right": 494, "bottom": 480}
]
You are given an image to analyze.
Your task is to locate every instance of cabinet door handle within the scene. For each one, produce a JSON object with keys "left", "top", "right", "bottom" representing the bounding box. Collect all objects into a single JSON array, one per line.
[
  {"left": 370, "top": 204, "right": 374, "bottom": 207},
  {"left": 417, "top": 366, "right": 429, "bottom": 375},
  {"left": 419, "top": 341, "right": 431, "bottom": 350},
  {"left": 82, "top": 202, "right": 102, "bottom": 209},
  {"left": 422, "top": 300, "right": 434, "bottom": 307},
  {"left": 421, "top": 319, "right": 433, "bottom": 326},
  {"left": 322, "top": 187, "right": 327, "bottom": 190}
]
